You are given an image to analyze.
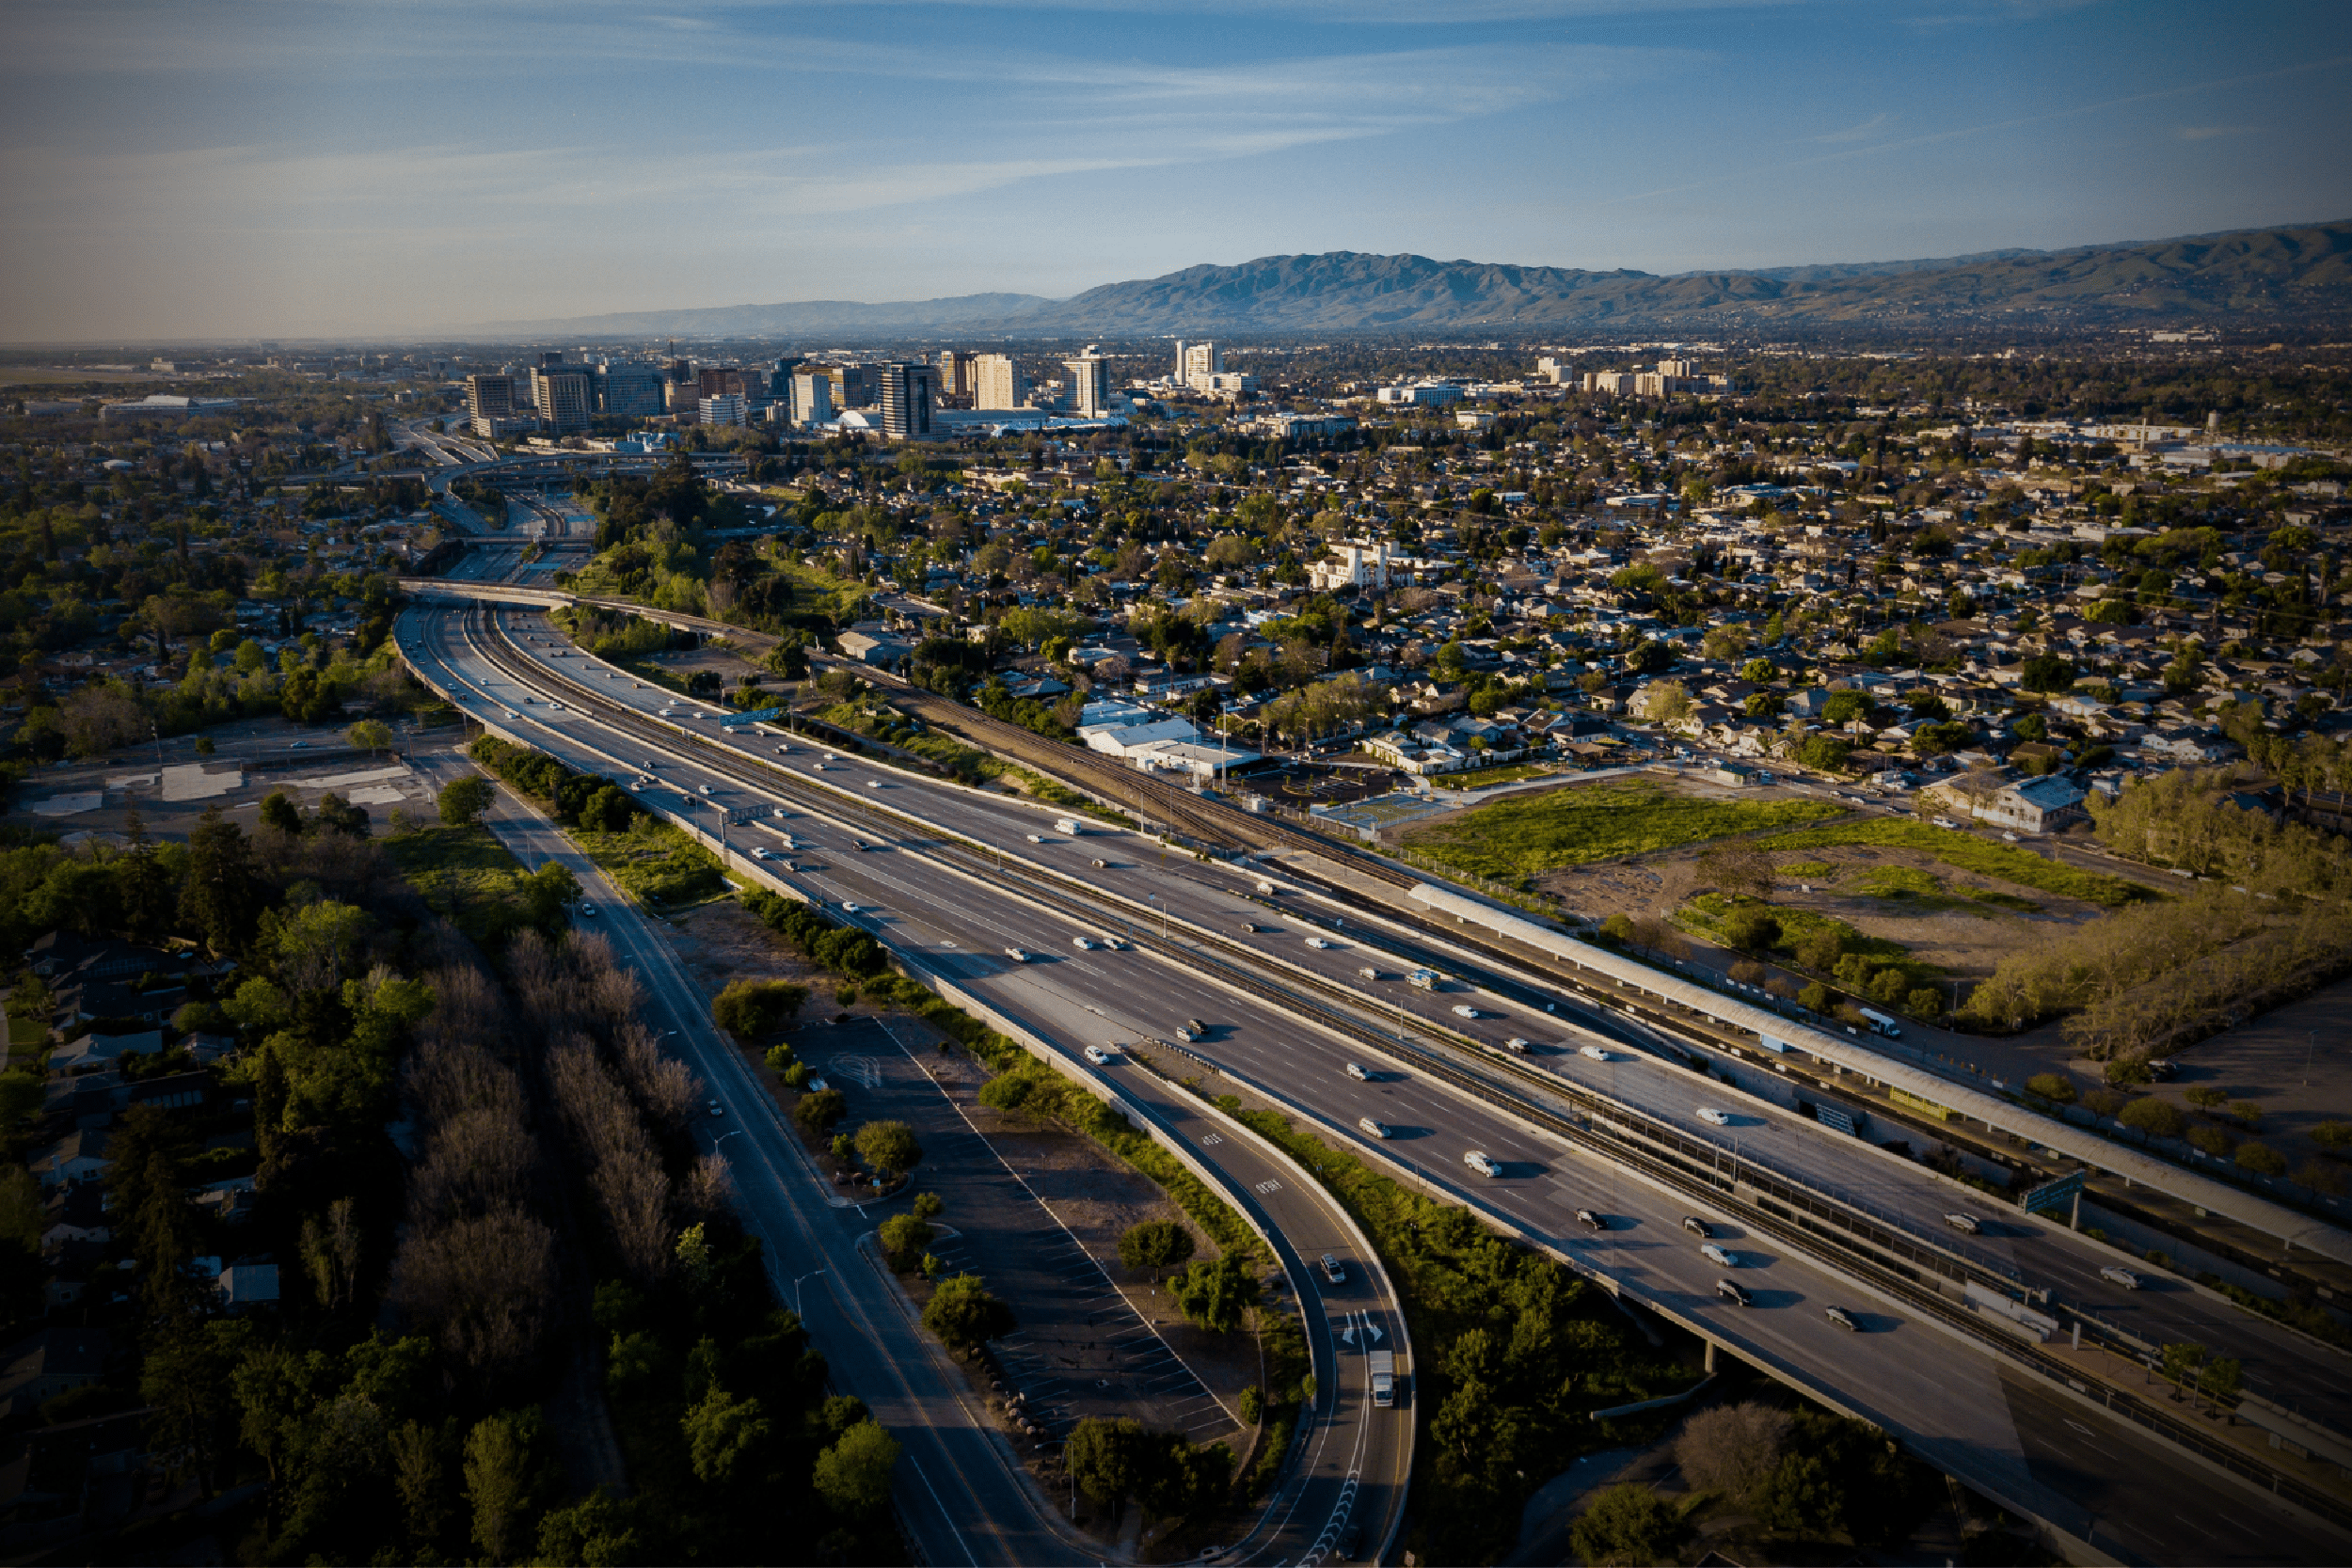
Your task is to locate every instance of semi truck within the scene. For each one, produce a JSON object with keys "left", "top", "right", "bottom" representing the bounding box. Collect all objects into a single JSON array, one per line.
[{"left": 1369, "top": 1350, "right": 1396, "bottom": 1408}]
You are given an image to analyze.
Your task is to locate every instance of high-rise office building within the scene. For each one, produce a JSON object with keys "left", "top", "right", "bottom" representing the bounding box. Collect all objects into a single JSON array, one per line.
[
  {"left": 1182, "top": 341, "right": 1222, "bottom": 386},
  {"left": 936, "top": 350, "right": 977, "bottom": 404},
  {"left": 881, "top": 362, "right": 937, "bottom": 441},
  {"left": 792, "top": 372, "right": 834, "bottom": 427},
  {"left": 975, "top": 354, "right": 1027, "bottom": 411},
  {"left": 531, "top": 364, "right": 594, "bottom": 432},
  {"left": 465, "top": 372, "right": 520, "bottom": 436},
  {"left": 1063, "top": 346, "right": 1110, "bottom": 418},
  {"left": 698, "top": 394, "right": 747, "bottom": 428},
  {"left": 596, "top": 361, "right": 665, "bottom": 420},
  {"left": 834, "top": 363, "right": 880, "bottom": 410}
]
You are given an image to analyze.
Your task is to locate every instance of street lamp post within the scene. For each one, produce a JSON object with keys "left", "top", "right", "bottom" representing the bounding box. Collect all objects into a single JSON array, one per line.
[{"left": 791, "top": 1269, "right": 826, "bottom": 1321}]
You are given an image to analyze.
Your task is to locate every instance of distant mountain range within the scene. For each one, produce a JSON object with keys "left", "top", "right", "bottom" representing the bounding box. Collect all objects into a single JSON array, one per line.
[{"left": 470, "top": 219, "right": 2352, "bottom": 341}]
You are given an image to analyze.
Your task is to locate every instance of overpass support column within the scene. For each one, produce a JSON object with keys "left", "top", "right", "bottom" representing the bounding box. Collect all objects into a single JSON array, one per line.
[{"left": 1703, "top": 1340, "right": 1717, "bottom": 1373}]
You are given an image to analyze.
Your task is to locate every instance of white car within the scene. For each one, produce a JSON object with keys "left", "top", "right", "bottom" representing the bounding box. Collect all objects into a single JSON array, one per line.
[
  {"left": 1099, "top": 936, "right": 1124, "bottom": 950},
  {"left": 1698, "top": 1107, "right": 1731, "bottom": 1126},
  {"left": 2100, "top": 1265, "right": 2142, "bottom": 1291},
  {"left": 775, "top": 744, "right": 791, "bottom": 754},
  {"left": 1084, "top": 1044, "right": 1115, "bottom": 1066},
  {"left": 579, "top": 904, "right": 597, "bottom": 919},
  {"left": 750, "top": 847, "right": 772, "bottom": 860},
  {"left": 840, "top": 902, "right": 860, "bottom": 913},
  {"left": 1700, "top": 1243, "right": 1739, "bottom": 1268},
  {"left": 1073, "top": 937, "right": 1095, "bottom": 951},
  {"left": 866, "top": 780, "right": 881, "bottom": 789},
  {"left": 644, "top": 760, "right": 660, "bottom": 770},
  {"left": 1344, "top": 1062, "right": 1370, "bottom": 1081},
  {"left": 1505, "top": 1037, "right": 1530, "bottom": 1053},
  {"left": 1305, "top": 936, "right": 1330, "bottom": 949},
  {"left": 1004, "top": 947, "right": 1028, "bottom": 963},
  {"left": 1025, "top": 832, "right": 1043, "bottom": 844},
  {"left": 1452, "top": 1005, "right": 1481, "bottom": 1020},
  {"left": 698, "top": 784, "right": 714, "bottom": 795},
  {"left": 1359, "top": 1117, "right": 1391, "bottom": 1140},
  {"left": 1463, "top": 1150, "right": 1502, "bottom": 1178},
  {"left": 1580, "top": 1044, "right": 1610, "bottom": 1061}
]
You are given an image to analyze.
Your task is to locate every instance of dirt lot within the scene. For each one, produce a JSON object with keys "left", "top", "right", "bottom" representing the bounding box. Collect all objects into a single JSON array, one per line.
[{"left": 1554, "top": 839, "right": 2115, "bottom": 987}]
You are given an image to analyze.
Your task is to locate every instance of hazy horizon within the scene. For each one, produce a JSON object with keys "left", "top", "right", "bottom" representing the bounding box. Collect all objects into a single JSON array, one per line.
[{"left": 5, "top": 0, "right": 2348, "bottom": 342}]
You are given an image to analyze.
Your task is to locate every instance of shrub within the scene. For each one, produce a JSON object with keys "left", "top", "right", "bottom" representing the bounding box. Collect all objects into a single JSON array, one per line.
[
  {"left": 877, "top": 1212, "right": 933, "bottom": 1267},
  {"left": 912, "top": 1191, "right": 944, "bottom": 1219},
  {"left": 1168, "top": 1256, "right": 1261, "bottom": 1335},
  {"left": 1728, "top": 958, "right": 1767, "bottom": 987},
  {"left": 853, "top": 1119, "right": 922, "bottom": 1178},
  {"left": 2188, "top": 1125, "right": 2237, "bottom": 1157},
  {"left": 923, "top": 1274, "right": 1014, "bottom": 1355},
  {"left": 2120, "top": 1097, "right": 2185, "bottom": 1140},
  {"left": 2312, "top": 1120, "right": 2352, "bottom": 1151},
  {"left": 1570, "top": 1483, "right": 1685, "bottom": 1568},
  {"left": 782, "top": 1061, "right": 811, "bottom": 1090},
  {"left": 1905, "top": 988, "right": 1943, "bottom": 1017},
  {"left": 438, "top": 775, "right": 496, "bottom": 827},
  {"left": 795, "top": 1088, "right": 847, "bottom": 1132},
  {"left": 1118, "top": 1219, "right": 1196, "bottom": 1275},
  {"left": 1238, "top": 1386, "right": 1263, "bottom": 1426},
  {"left": 2230, "top": 1101, "right": 2264, "bottom": 1129},
  {"left": 2023, "top": 1073, "right": 2075, "bottom": 1104},
  {"left": 764, "top": 1042, "right": 795, "bottom": 1074},
  {"left": 2235, "top": 1142, "right": 2287, "bottom": 1178},
  {"left": 1677, "top": 1402, "right": 1790, "bottom": 1501},
  {"left": 2083, "top": 1088, "right": 2126, "bottom": 1117},
  {"left": 1798, "top": 982, "right": 1832, "bottom": 1013},
  {"left": 714, "top": 978, "right": 808, "bottom": 1041},
  {"left": 2296, "top": 1159, "right": 2346, "bottom": 1195},
  {"left": 1723, "top": 908, "right": 1782, "bottom": 952},
  {"left": 2184, "top": 1085, "right": 2228, "bottom": 1111}
]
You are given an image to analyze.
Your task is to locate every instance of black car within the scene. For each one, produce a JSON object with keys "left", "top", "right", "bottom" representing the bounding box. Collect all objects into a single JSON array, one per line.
[
  {"left": 1716, "top": 1278, "right": 1753, "bottom": 1307},
  {"left": 1681, "top": 1215, "right": 1711, "bottom": 1238}
]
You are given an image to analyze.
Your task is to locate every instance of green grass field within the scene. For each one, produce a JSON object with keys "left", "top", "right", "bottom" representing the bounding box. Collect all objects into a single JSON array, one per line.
[
  {"left": 1677, "top": 893, "right": 1947, "bottom": 987},
  {"left": 385, "top": 823, "right": 539, "bottom": 941},
  {"left": 571, "top": 818, "right": 726, "bottom": 907},
  {"left": 1756, "top": 819, "right": 2149, "bottom": 907},
  {"left": 1401, "top": 781, "right": 1844, "bottom": 880}
]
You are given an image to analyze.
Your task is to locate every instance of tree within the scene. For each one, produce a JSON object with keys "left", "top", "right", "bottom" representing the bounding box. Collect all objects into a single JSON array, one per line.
[
  {"left": 796, "top": 1088, "right": 847, "bottom": 1132},
  {"left": 922, "top": 1273, "right": 1015, "bottom": 1354},
  {"left": 853, "top": 1118, "right": 923, "bottom": 1179},
  {"left": 1066, "top": 1416, "right": 1144, "bottom": 1506},
  {"left": 1168, "top": 1255, "right": 1262, "bottom": 1335},
  {"left": 1118, "top": 1219, "right": 1196, "bottom": 1275},
  {"left": 259, "top": 788, "right": 303, "bottom": 835},
  {"left": 312, "top": 791, "right": 371, "bottom": 839},
  {"left": 1820, "top": 689, "right": 1872, "bottom": 727},
  {"left": 438, "top": 776, "right": 496, "bottom": 827},
  {"left": 522, "top": 861, "right": 581, "bottom": 927},
  {"left": 1571, "top": 1482, "right": 1685, "bottom": 1566},
  {"left": 813, "top": 1418, "right": 902, "bottom": 1516},
  {"left": 877, "top": 1212, "right": 933, "bottom": 1266},
  {"left": 682, "top": 1386, "right": 771, "bottom": 1484},
  {"left": 1635, "top": 679, "right": 1691, "bottom": 723},
  {"left": 1677, "top": 1402, "right": 1789, "bottom": 1501},
  {"left": 2023, "top": 1073, "right": 2075, "bottom": 1104},
  {"left": 2121, "top": 1097, "right": 2185, "bottom": 1140},
  {"left": 1695, "top": 841, "right": 1775, "bottom": 898},
  {"left": 463, "top": 1413, "right": 534, "bottom": 1563},
  {"left": 2020, "top": 654, "right": 2074, "bottom": 693},
  {"left": 348, "top": 719, "right": 394, "bottom": 755},
  {"left": 713, "top": 978, "right": 806, "bottom": 1039}
]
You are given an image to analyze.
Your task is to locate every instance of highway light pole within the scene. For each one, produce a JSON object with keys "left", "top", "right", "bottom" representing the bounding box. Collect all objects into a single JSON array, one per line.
[{"left": 791, "top": 1268, "right": 825, "bottom": 1321}]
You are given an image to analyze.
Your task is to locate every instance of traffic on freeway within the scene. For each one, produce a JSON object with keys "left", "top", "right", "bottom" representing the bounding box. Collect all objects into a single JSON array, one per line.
[{"left": 399, "top": 598, "right": 2352, "bottom": 1564}]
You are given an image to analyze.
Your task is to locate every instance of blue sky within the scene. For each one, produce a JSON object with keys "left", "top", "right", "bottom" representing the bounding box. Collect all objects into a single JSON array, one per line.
[{"left": 3, "top": 0, "right": 2347, "bottom": 340}]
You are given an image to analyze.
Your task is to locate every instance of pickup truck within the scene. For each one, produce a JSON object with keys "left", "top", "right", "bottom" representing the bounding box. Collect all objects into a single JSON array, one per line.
[{"left": 1369, "top": 1349, "right": 1396, "bottom": 1408}]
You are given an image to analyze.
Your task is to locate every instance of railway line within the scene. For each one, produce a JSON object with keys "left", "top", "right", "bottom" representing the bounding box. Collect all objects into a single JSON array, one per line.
[{"left": 444, "top": 603, "right": 2352, "bottom": 1542}]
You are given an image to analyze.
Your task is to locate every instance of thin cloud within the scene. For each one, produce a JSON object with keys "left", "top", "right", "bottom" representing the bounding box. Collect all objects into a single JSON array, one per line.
[
  {"left": 1814, "top": 113, "right": 1892, "bottom": 143},
  {"left": 2179, "top": 124, "right": 2260, "bottom": 141}
]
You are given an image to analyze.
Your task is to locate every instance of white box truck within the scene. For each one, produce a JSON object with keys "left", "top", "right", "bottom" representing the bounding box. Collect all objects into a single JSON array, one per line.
[
  {"left": 1369, "top": 1350, "right": 1395, "bottom": 1408},
  {"left": 1055, "top": 817, "right": 1081, "bottom": 835},
  {"left": 1857, "top": 1008, "right": 1902, "bottom": 1038}
]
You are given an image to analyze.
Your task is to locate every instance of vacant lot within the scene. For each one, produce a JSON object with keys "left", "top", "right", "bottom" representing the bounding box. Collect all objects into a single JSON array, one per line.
[
  {"left": 1397, "top": 778, "right": 1842, "bottom": 881},
  {"left": 1755, "top": 818, "right": 2151, "bottom": 908}
]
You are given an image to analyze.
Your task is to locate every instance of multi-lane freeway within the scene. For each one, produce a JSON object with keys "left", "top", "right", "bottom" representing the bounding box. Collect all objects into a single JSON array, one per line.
[{"left": 397, "top": 593, "right": 2352, "bottom": 1565}]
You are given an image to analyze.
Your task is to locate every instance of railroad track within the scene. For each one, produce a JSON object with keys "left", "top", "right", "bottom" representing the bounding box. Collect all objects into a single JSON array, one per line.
[{"left": 442, "top": 606, "right": 2352, "bottom": 1533}]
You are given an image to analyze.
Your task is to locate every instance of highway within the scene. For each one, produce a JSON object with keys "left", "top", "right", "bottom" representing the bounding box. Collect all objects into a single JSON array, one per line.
[
  {"left": 400, "top": 603, "right": 1421, "bottom": 1565},
  {"left": 468, "top": 595, "right": 2352, "bottom": 1443},
  {"left": 398, "top": 596, "right": 2352, "bottom": 1564}
]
